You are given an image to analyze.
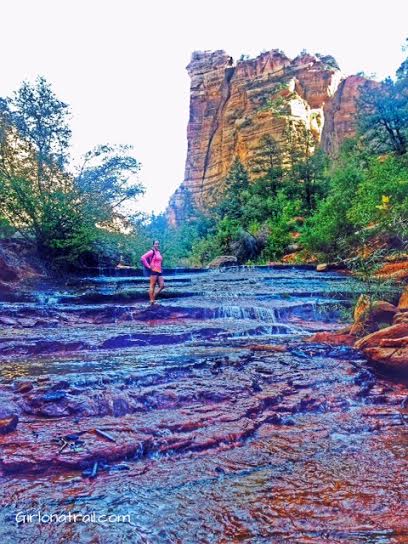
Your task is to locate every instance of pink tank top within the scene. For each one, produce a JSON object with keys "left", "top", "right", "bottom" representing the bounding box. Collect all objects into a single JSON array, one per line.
[{"left": 141, "top": 249, "right": 163, "bottom": 273}]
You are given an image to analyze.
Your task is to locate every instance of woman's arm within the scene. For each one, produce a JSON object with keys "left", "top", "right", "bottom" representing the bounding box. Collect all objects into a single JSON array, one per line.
[{"left": 141, "top": 250, "right": 154, "bottom": 268}]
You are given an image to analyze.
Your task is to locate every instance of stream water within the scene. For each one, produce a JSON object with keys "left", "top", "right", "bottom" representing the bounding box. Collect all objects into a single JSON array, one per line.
[{"left": 0, "top": 266, "right": 407, "bottom": 544}]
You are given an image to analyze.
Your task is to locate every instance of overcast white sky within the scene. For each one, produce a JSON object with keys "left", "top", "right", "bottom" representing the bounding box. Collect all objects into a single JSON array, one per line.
[{"left": 1, "top": 0, "right": 407, "bottom": 214}]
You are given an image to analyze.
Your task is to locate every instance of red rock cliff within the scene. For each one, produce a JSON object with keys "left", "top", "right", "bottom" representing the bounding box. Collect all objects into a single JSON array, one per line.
[{"left": 168, "top": 49, "right": 367, "bottom": 225}]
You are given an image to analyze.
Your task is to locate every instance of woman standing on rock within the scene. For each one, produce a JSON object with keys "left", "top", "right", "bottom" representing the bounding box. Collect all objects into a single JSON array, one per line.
[{"left": 141, "top": 240, "right": 165, "bottom": 305}]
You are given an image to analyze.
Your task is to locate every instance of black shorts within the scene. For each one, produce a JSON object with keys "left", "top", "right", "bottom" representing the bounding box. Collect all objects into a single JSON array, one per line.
[{"left": 150, "top": 271, "right": 163, "bottom": 277}]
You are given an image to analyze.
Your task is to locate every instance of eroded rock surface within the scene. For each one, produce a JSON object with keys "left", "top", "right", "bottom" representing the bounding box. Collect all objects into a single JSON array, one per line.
[
  {"left": 0, "top": 266, "right": 407, "bottom": 542},
  {"left": 310, "top": 286, "right": 408, "bottom": 373},
  {"left": 168, "top": 49, "right": 372, "bottom": 224},
  {"left": 0, "top": 239, "right": 46, "bottom": 293}
]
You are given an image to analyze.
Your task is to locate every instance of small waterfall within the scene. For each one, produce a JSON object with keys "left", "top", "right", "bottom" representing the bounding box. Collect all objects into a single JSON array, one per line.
[
  {"left": 213, "top": 303, "right": 308, "bottom": 335},
  {"left": 35, "top": 292, "right": 60, "bottom": 306},
  {"left": 215, "top": 305, "right": 278, "bottom": 322}
]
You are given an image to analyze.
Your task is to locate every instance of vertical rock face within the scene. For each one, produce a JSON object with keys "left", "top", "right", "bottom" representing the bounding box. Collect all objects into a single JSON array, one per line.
[
  {"left": 167, "top": 49, "right": 367, "bottom": 225},
  {"left": 321, "top": 75, "right": 368, "bottom": 156}
]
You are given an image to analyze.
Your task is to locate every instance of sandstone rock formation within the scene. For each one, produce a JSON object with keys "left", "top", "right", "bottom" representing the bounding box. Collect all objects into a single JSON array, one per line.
[
  {"left": 0, "top": 415, "right": 18, "bottom": 435},
  {"left": 0, "top": 240, "right": 45, "bottom": 292},
  {"left": 349, "top": 295, "right": 397, "bottom": 336},
  {"left": 309, "top": 288, "right": 408, "bottom": 373},
  {"left": 375, "top": 260, "right": 408, "bottom": 282},
  {"left": 354, "top": 323, "right": 408, "bottom": 372},
  {"left": 0, "top": 239, "right": 47, "bottom": 292},
  {"left": 207, "top": 255, "right": 238, "bottom": 268},
  {"left": 398, "top": 286, "right": 408, "bottom": 311},
  {"left": 321, "top": 75, "right": 368, "bottom": 155},
  {"left": 168, "top": 49, "right": 369, "bottom": 225}
]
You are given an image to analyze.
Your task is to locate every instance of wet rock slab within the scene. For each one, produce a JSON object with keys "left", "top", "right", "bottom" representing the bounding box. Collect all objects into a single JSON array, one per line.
[{"left": 0, "top": 266, "right": 407, "bottom": 542}]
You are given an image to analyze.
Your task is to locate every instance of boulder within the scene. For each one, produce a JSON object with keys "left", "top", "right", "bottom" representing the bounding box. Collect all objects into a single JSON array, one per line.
[
  {"left": 286, "top": 244, "right": 300, "bottom": 252},
  {"left": 360, "top": 346, "right": 408, "bottom": 371},
  {"left": 316, "top": 262, "right": 348, "bottom": 272},
  {"left": 393, "top": 312, "right": 408, "bottom": 324},
  {"left": 371, "top": 300, "right": 397, "bottom": 321},
  {"left": 207, "top": 256, "right": 238, "bottom": 268},
  {"left": 355, "top": 323, "right": 408, "bottom": 372},
  {"left": 14, "top": 381, "right": 34, "bottom": 394},
  {"left": 398, "top": 287, "right": 408, "bottom": 311},
  {"left": 78, "top": 250, "right": 120, "bottom": 269},
  {"left": 375, "top": 261, "right": 408, "bottom": 281},
  {"left": 0, "top": 240, "right": 45, "bottom": 287},
  {"left": 229, "top": 232, "right": 260, "bottom": 263},
  {"left": 282, "top": 252, "right": 301, "bottom": 264},
  {"left": 355, "top": 323, "right": 408, "bottom": 350},
  {"left": 350, "top": 295, "right": 397, "bottom": 336},
  {"left": 0, "top": 415, "right": 18, "bottom": 434}
]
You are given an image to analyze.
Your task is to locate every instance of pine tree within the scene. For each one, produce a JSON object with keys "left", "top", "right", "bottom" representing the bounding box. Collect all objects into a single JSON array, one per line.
[{"left": 249, "top": 135, "right": 283, "bottom": 196}]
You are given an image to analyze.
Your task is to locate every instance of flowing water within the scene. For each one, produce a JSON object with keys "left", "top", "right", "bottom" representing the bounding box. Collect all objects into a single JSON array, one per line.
[{"left": 0, "top": 266, "right": 407, "bottom": 544}]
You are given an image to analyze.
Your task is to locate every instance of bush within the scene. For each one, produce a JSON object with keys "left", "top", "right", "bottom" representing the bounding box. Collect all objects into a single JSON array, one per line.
[
  {"left": 262, "top": 192, "right": 302, "bottom": 260},
  {"left": 301, "top": 142, "right": 364, "bottom": 259},
  {"left": 348, "top": 155, "right": 408, "bottom": 248},
  {"left": 0, "top": 216, "right": 15, "bottom": 238}
]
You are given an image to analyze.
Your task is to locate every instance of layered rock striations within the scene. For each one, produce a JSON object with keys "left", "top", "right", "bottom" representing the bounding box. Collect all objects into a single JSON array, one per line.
[
  {"left": 321, "top": 75, "right": 369, "bottom": 155},
  {"left": 168, "top": 49, "right": 368, "bottom": 225}
]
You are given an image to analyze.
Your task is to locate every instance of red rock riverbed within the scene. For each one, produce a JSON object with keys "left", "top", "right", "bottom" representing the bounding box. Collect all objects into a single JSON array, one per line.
[{"left": 0, "top": 267, "right": 407, "bottom": 543}]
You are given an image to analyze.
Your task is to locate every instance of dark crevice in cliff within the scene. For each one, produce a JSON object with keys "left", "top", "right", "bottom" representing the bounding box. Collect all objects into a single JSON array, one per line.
[
  {"left": 200, "top": 67, "right": 236, "bottom": 200},
  {"left": 321, "top": 78, "right": 347, "bottom": 155}
]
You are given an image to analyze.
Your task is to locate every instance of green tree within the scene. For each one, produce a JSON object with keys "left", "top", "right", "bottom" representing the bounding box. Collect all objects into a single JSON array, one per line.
[
  {"left": 216, "top": 159, "right": 250, "bottom": 220},
  {"left": 249, "top": 134, "right": 283, "bottom": 196},
  {"left": 301, "top": 141, "right": 364, "bottom": 259},
  {"left": 278, "top": 121, "right": 327, "bottom": 211},
  {"left": 262, "top": 192, "right": 302, "bottom": 261},
  {"left": 289, "top": 148, "right": 328, "bottom": 211},
  {"left": 357, "top": 76, "right": 408, "bottom": 156},
  {"left": 0, "top": 78, "right": 144, "bottom": 267},
  {"left": 75, "top": 144, "right": 143, "bottom": 229},
  {"left": 0, "top": 78, "right": 74, "bottom": 251},
  {"left": 347, "top": 155, "right": 408, "bottom": 248}
]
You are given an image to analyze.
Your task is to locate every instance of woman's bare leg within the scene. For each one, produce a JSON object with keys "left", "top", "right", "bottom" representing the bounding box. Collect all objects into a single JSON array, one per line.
[
  {"left": 155, "top": 276, "right": 165, "bottom": 298},
  {"left": 149, "top": 275, "right": 158, "bottom": 304}
]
